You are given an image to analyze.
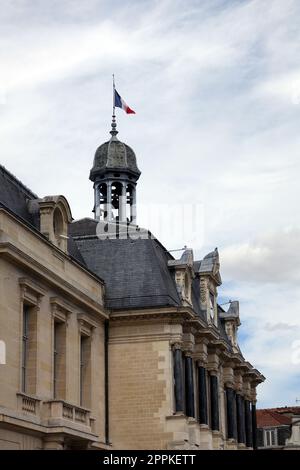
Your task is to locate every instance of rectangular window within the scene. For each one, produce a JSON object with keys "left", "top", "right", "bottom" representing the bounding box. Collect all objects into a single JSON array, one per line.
[
  {"left": 265, "top": 429, "right": 277, "bottom": 447},
  {"left": 53, "top": 321, "right": 66, "bottom": 399},
  {"left": 21, "top": 306, "right": 30, "bottom": 393},
  {"left": 21, "top": 304, "right": 38, "bottom": 394},
  {"left": 80, "top": 334, "right": 91, "bottom": 407}
]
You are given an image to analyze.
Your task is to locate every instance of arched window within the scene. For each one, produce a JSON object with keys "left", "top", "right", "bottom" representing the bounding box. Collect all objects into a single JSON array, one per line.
[
  {"left": 111, "top": 181, "right": 123, "bottom": 220},
  {"left": 126, "top": 184, "right": 134, "bottom": 222},
  {"left": 53, "top": 208, "right": 64, "bottom": 240},
  {"left": 99, "top": 183, "right": 107, "bottom": 220}
]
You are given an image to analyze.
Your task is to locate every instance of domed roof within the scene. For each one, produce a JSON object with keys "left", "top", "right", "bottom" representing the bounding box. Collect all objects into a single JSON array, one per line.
[{"left": 90, "top": 129, "right": 140, "bottom": 181}]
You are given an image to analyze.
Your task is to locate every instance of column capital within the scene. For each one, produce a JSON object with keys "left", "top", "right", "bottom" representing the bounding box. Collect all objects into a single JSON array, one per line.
[
  {"left": 234, "top": 370, "right": 244, "bottom": 393},
  {"left": 171, "top": 342, "right": 182, "bottom": 351},
  {"left": 182, "top": 332, "right": 195, "bottom": 354},
  {"left": 194, "top": 341, "right": 208, "bottom": 366},
  {"left": 184, "top": 351, "right": 193, "bottom": 358},
  {"left": 207, "top": 352, "right": 220, "bottom": 374},
  {"left": 250, "top": 386, "right": 257, "bottom": 403},
  {"left": 207, "top": 368, "right": 218, "bottom": 377},
  {"left": 223, "top": 365, "right": 235, "bottom": 389},
  {"left": 196, "top": 357, "right": 208, "bottom": 368},
  {"left": 242, "top": 377, "right": 251, "bottom": 400}
]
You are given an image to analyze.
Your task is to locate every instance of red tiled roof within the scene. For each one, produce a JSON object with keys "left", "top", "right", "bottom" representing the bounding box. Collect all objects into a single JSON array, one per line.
[{"left": 257, "top": 409, "right": 291, "bottom": 427}]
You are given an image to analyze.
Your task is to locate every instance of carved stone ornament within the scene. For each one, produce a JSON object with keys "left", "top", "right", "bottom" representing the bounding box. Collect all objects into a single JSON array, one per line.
[{"left": 200, "top": 277, "right": 207, "bottom": 304}]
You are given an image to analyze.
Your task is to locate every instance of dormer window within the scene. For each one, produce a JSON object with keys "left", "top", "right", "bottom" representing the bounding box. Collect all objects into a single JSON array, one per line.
[
  {"left": 167, "top": 249, "right": 194, "bottom": 306},
  {"left": 184, "top": 272, "right": 190, "bottom": 300},
  {"left": 219, "top": 301, "right": 241, "bottom": 352},
  {"left": 53, "top": 208, "right": 64, "bottom": 243},
  {"left": 209, "top": 292, "right": 215, "bottom": 320},
  {"left": 32, "top": 195, "right": 72, "bottom": 254}
]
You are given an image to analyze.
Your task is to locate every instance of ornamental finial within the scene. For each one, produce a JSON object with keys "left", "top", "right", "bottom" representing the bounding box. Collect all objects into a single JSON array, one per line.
[
  {"left": 110, "top": 74, "right": 118, "bottom": 137},
  {"left": 110, "top": 112, "right": 118, "bottom": 137}
]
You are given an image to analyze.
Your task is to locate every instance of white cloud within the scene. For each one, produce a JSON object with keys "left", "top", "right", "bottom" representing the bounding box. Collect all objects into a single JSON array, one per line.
[
  {"left": 257, "top": 70, "right": 300, "bottom": 105},
  {"left": 220, "top": 228, "right": 300, "bottom": 284}
]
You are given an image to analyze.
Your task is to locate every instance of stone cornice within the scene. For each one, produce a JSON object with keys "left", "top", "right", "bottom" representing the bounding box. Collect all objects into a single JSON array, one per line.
[
  {"left": 0, "top": 242, "right": 108, "bottom": 320},
  {"left": 111, "top": 333, "right": 183, "bottom": 345},
  {"left": 109, "top": 307, "right": 194, "bottom": 324},
  {"left": 0, "top": 208, "right": 105, "bottom": 286}
]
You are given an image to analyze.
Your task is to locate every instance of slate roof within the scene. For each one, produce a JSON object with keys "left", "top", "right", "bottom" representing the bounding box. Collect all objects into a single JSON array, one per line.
[
  {"left": 69, "top": 217, "right": 98, "bottom": 237},
  {"left": 72, "top": 233, "right": 181, "bottom": 310},
  {"left": 0, "top": 164, "right": 37, "bottom": 227}
]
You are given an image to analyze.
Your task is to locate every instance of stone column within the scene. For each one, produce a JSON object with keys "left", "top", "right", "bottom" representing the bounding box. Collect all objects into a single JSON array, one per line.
[
  {"left": 223, "top": 365, "right": 237, "bottom": 442},
  {"left": 173, "top": 345, "right": 184, "bottom": 413},
  {"left": 236, "top": 394, "right": 246, "bottom": 445},
  {"left": 94, "top": 184, "right": 100, "bottom": 220},
  {"left": 245, "top": 399, "right": 253, "bottom": 448},
  {"left": 198, "top": 364, "right": 208, "bottom": 425},
  {"left": 210, "top": 372, "right": 220, "bottom": 431},
  {"left": 225, "top": 387, "right": 237, "bottom": 440},
  {"left": 185, "top": 355, "right": 195, "bottom": 418},
  {"left": 252, "top": 401, "right": 257, "bottom": 450},
  {"left": 107, "top": 181, "right": 112, "bottom": 221},
  {"left": 119, "top": 182, "right": 127, "bottom": 223},
  {"left": 43, "top": 435, "right": 64, "bottom": 450},
  {"left": 131, "top": 186, "right": 137, "bottom": 224}
]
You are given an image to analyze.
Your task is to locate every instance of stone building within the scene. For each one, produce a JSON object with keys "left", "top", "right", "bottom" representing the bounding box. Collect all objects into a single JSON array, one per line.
[
  {"left": 0, "top": 118, "right": 264, "bottom": 450},
  {"left": 257, "top": 407, "right": 300, "bottom": 450}
]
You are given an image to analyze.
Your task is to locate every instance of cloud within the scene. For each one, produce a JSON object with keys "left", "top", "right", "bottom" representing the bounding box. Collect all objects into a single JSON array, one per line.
[
  {"left": 220, "top": 228, "right": 300, "bottom": 284},
  {"left": 264, "top": 322, "right": 299, "bottom": 332},
  {"left": 257, "top": 70, "right": 300, "bottom": 105}
]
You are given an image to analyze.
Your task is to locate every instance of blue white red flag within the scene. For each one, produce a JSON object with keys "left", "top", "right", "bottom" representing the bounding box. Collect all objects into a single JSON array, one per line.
[{"left": 114, "top": 89, "right": 135, "bottom": 114}]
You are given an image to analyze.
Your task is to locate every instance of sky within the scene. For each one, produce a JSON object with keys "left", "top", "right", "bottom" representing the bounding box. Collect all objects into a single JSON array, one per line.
[{"left": 0, "top": 0, "right": 300, "bottom": 408}]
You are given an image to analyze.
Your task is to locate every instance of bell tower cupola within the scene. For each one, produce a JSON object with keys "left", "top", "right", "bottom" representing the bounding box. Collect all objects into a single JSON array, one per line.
[{"left": 89, "top": 115, "right": 141, "bottom": 224}]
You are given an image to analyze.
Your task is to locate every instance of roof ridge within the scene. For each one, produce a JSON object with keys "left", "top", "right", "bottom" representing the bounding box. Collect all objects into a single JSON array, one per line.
[
  {"left": 0, "top": 163, "right": 38, "bottom": 199},
  {"left": 259, "top": 406, "right": 300, "bottom": 411}
]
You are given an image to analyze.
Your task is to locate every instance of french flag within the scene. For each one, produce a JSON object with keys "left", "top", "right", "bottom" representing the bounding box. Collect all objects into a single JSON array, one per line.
[{"left": 114, "top": 89, "right": 135, "bottom": 114}]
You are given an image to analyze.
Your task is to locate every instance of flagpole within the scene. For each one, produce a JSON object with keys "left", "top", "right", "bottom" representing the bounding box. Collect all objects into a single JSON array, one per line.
[
  {"left": 111, "top": 74, "right": 117, "bottom": 135},
  {"left": 112, "top": 74, "right": 115, "bottom": 118}
]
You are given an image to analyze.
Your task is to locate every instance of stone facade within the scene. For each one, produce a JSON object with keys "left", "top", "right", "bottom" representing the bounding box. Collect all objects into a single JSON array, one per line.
[{"left": 0, "top": 207, "right": 108, "bottom": 449}]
